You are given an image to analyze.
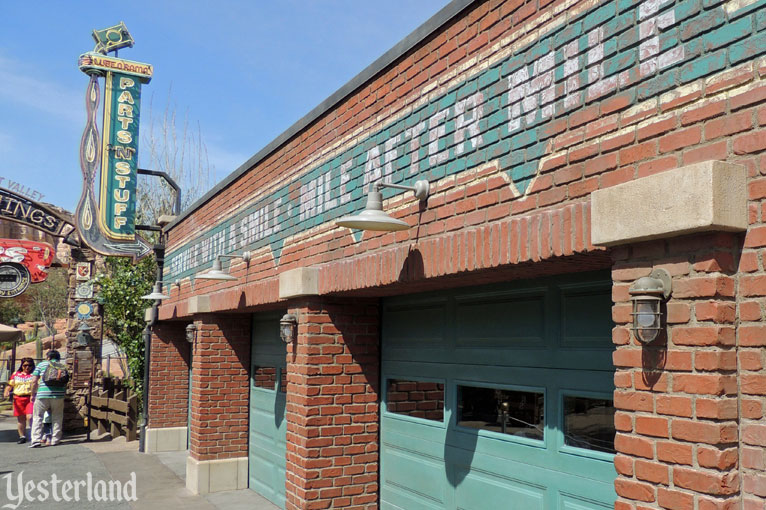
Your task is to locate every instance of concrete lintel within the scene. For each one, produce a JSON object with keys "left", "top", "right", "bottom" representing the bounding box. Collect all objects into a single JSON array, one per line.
[
  {"left": 591, "top": 160, "right": 747, "bottom": 246},
  {"left": 186, "top": 456, "right": 248, "bottom": 495},
  {"left": 187, "top": 295, "right": 211, "bottom": 314},
  {"left": 279, "top": 267, "right": 319, "bottom": 299},
  {"left": 145, "top": 426, "right": 187, "bottom": 453}
]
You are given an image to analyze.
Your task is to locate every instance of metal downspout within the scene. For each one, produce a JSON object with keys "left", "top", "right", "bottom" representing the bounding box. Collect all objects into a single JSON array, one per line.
[{"left": 139, "top": 243, "right": 164, "bottom": 453}]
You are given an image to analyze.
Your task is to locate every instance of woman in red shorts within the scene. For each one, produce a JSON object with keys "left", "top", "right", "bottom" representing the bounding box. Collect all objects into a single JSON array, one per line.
[{"left": 3, "top": 358, "right": 35, "bottom": 443}]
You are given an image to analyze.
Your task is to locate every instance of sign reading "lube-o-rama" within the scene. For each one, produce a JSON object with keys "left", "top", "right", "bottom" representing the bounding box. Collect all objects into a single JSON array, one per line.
[{"left": 75, "top": 24, "right": 153, "bottom": 259}]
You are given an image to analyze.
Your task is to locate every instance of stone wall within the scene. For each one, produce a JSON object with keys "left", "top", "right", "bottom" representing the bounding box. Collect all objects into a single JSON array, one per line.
[{"left": 63, "top": 247, "right": 104, "bottom": 430}]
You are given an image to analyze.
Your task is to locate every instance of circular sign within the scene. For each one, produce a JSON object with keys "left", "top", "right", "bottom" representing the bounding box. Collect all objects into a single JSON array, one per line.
[
  {"left": 76, "top": 302, "right": 94, "bottom": 320},
  {"left": 0, "top": 264, "right": 30, "bottom": 298}
]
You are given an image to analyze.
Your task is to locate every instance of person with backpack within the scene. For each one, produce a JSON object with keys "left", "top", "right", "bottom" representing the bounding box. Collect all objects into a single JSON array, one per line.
[
  {"left": 30, "top": 350, "right": 68, "bottom": 448},
  {"left": 2, "top": 357, "right": 36, "bottom": 443}
]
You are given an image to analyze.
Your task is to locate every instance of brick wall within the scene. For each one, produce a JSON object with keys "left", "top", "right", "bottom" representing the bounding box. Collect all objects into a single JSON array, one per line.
[
  {"left": 189, "top": 316, "right": 250, "bottom": 461},
  {"left": 152, "top": 0, "right": 766, "bottom": 508},
  {"left": 148, "top": 322, "right": 190, "bottom": 429},
  {"left": 285, "top": 298, "right": 379, "bottom": 510},
  {"left": 740, "top": 196, "right": 766, "bottom": 505},
  {"left": 161, "top": 0, "right": 766, "bottom": 317},
  {"left": 611, "top": 233, "right": 742, "bottom": 510}
]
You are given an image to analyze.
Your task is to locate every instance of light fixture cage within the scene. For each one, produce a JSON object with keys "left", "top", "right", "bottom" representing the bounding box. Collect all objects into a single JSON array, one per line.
[
  {"left": 280, "top": 313, "right": 297, "bottom": 344},
  {"left": 186, "top": 323, "right": 197, "bottom": 344},
  {"left": 629, "top": 269, "right": 671, "bottom": 344}
]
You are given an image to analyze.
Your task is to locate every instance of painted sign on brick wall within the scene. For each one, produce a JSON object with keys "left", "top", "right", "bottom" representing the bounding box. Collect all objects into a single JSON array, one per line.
[{"left": 166, "top": 0, "right": 766, "bottom": 280}]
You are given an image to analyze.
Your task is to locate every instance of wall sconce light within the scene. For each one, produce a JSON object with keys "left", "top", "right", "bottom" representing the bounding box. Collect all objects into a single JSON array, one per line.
[
  {"left": 76, "top": 321, "right": 94, "bottom": 346},
  {"left": 336, "top": 180, "right": 430, "bottom": 232},
  {"left": 185, "top": 323, "right": 197, "bottom": 344},
  {"left": 140, "top": 280, "right": 181, "bottom": 301},
  {"left": 195, "top": 251, "right": 252, "bottom": 281},
  {"left": 279, "top": 313, "right": 297, "bottom": 344},
  {"left": 629, "top": 268, "right": 672, "bottom": 343}
]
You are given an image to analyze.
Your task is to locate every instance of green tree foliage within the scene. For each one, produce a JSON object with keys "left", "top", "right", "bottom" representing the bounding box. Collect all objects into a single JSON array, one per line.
[
  {"left": 0, "top": 300, "right": 23, "bottom": 327},
  {"left": 96, "top": 256, "right": 156, "bottom": 395},
  {"left": 24, "top": 267, "right": 68, "bottom": 337},
  {"left": 97, "top": 98, "right": 213, "bottom": 405}
]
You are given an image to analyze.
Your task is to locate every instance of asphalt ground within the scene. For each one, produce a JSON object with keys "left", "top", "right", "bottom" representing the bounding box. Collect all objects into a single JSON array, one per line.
[{"left": 0, "top": 411, "right": 276, "bottom": 509}]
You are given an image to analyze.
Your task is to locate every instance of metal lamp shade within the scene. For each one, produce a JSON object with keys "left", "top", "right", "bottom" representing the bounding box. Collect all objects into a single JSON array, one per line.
[
  {"left": 141, "top": 282, "right": 170, "bottom": 300},
  {"left": 195, "top": 258, "right": 238, "bottom": 281},
  {"left": 336, "top": 190, "right": 410, "bottom": 232}
]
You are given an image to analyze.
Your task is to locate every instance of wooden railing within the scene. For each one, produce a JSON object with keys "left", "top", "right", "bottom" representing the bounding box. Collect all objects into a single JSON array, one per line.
[{"left": 89, "top": 385, "right": 138, "bottom": 441}]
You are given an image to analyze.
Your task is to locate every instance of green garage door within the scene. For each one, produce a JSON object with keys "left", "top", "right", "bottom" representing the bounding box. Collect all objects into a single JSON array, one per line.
[
  {"left": 249, "top": 313, "right": 287, "bottom": 509},
  {"left": 381, "top": 272, "right": 617, "bottom": 510}
]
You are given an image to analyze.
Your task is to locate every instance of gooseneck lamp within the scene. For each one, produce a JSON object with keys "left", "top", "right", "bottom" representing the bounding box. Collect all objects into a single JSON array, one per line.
[
  {"left": 629, "top": 268, "right": 672, "bottom": 343},
  {"left": 195, "top": 251, "right": 252, "bottom": 281},
  {"left": 141, "top": 282, "right": 171, "bottom": 301},
  {"left": 336, "top": 180, "right": 430, "bottom": 232},
  {"left": 140, "top": 280, "right": 181, "bottom": 301}
]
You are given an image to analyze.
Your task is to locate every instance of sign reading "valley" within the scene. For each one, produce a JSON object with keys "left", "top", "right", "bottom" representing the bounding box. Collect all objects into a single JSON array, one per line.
[{"left": 0, "top": 188, "right": 67, "bottom": 237}]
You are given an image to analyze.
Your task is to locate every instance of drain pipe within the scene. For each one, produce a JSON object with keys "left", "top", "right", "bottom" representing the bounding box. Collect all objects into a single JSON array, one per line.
[{"left": 139, "top": 243, "right": 165, "bottom": 453}]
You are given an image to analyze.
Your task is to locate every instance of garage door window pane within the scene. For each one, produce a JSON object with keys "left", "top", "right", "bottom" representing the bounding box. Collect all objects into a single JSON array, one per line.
[
  {"left": 386, "top": 379, "right": 444, "bottom": 422},
  {"left": 457, "top": 386, "right": 544, "bottom": 440},
  {"left": 564, "top": 396, "right": 615, "bottom": 454},
  {"left": 253, "top": 366, "right": 277, "bottom": 390}
]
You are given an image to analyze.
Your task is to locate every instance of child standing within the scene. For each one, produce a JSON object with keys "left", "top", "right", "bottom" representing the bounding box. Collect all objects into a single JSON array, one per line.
[{"left": 42, "top": 411, "right": 52, "bottom": 446}]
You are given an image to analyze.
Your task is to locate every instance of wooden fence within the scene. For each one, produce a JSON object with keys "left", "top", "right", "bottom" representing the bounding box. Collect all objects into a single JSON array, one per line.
[{"left": 89, "top": 380, "right": 138, "bottom": 441}]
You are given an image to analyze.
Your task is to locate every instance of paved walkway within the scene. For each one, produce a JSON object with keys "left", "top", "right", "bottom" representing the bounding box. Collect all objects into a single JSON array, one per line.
[{"left": 0, "top": 411, "right": 277, "bottom": 509}]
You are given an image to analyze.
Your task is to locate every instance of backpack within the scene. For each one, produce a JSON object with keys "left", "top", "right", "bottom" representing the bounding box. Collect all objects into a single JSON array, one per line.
[{"left": 42, "top": 361, "right": 69, "bottom": 387}]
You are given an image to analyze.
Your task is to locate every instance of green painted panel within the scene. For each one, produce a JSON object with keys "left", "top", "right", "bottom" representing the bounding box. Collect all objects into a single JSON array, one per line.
[
  {"left": 381, "top": 272, "right": 616, "bottom": 510},
  {"left": 382, "top": 448, "right": 447, "bottom": 509},
  {"left": 560, "top": 493, "right": 614, "bottom": 510},
  {"left": 455, "top": 289, "right": 547, "bottom": 348},
  {"left": 558, "top": 281, "right": 614, "bottom": 348},
  {"left": 249, "top": 312, "right": 287, "bottom": 509},
  {"left": 383, "top": 298, "right": 448, "bottom": 362},
  {"left": 454, "top": 470, "right": 545, "bottom": 510}
]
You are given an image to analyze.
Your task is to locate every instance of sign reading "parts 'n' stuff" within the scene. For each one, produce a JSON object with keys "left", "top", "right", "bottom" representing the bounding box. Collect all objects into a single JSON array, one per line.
[
  {"left": 74, "top": 23, "right": 153, "bottom": 260},
  {"left": 99, "top": 72, "right": 142, "bottom": 239}
]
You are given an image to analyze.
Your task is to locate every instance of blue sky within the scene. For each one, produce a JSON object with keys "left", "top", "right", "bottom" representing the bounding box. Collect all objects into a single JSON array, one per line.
[{"left": 0, "top": 1, "right": 449, "bottom": 212}]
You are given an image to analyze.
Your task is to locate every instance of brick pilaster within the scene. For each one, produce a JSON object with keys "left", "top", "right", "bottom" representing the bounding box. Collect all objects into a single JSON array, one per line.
[
  {"left": 189, "top": 315, "right": 250, "bottom": 461},
  {"left": 739, "top": 225, "right": 766, "bottom": 508},
  {"left": 612, "top": 233, "right": 741, "bottom": 510},
  {"left": 148, "top": 322, "right": 190, "bottom": 428},
  {"left": 285, "top": 298, "right": 380, "bottom": 510}
]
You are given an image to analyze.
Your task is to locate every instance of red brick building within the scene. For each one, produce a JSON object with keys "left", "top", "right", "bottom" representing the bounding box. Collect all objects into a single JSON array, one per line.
[{"left": 148, "top": 0, "right": 766, "bottom": 508}]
